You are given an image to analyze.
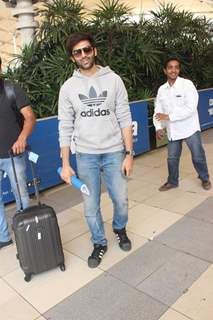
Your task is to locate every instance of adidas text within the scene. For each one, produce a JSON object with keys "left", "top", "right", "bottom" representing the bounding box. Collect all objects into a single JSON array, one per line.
[{"left": 81, "top": 108, "right": 110, "bottom": 117}]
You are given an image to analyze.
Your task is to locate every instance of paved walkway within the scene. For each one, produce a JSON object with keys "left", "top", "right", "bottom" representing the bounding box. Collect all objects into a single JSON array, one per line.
[{"left": 1, "top": 128, "right": 213, "bottom": 320}]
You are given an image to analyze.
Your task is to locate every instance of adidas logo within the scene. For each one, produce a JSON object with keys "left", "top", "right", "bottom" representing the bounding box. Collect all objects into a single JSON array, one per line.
[
  {"left": 81, "top": 108, "right": 110, "bottom": 117},
  {"left": 79, "top": 86, "right": 107, "bottom": 107}
]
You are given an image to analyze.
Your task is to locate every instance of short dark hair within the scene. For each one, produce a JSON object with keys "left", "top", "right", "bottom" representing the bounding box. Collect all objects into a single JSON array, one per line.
[
  {"left": 163, "top": 57, "right": 181, "bottom": 69},
  {"left": 66, "top": 32, "right": 96, "bottom": 57}
]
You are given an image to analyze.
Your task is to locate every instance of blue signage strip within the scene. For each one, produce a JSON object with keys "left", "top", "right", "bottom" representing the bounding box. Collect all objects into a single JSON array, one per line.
[
  {"left": 198, "top": 89, "right": 213, "bottom": 130},
  {"left": 3, "top": 88, "right": 212, "bottom": 204},
  {"left": 130, "top": 100, "right": 150, "bottom": 156}
]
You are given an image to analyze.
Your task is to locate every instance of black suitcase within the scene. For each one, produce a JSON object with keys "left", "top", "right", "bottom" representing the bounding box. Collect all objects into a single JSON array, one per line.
[{"left": 11, "top": 151, "right": 65, "bottom": 282}]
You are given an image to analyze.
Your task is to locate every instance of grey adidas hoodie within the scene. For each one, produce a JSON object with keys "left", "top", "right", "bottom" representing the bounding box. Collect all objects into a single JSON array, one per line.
[{"left": 58, "top": 66, "right": 132, "bottom": 154}]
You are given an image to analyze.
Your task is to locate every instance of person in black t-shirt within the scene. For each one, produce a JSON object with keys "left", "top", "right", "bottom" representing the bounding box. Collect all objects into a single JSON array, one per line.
[{"left": 0, "top": 56, "right": 36, "bottom": 249}]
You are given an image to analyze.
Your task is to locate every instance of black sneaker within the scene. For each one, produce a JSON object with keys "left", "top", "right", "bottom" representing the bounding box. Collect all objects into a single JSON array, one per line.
[
  {"left": 114, "top": 228, "right": 132, "bottom": 251},
  {"left": 88, "top": 244, "right": 107, "bottom": 268},
  {"left": 0, "top": 239, "right": 13, "bottom": 249}
]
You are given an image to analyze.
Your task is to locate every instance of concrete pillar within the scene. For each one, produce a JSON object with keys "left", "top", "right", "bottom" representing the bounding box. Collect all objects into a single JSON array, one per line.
[
  {"left": 13, "top": 0, "right": 38, "bottom": 46},
  {"left": 3, "top": 0, "right": 39, "bottom": 47}
]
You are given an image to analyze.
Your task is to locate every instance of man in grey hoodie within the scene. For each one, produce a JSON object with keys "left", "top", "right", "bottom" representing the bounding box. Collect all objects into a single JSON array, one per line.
[{"left": 58, "top": 32, "right": 133, "bottom": 268}]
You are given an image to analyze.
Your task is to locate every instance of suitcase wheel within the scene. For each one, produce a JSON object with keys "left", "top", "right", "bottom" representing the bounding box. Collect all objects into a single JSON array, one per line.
[
  {"left": 60, "top": 263, "right": 65, "bottom": 272},
  {"left": 24, "top": 274, "right": 32, "bottom": 282}
]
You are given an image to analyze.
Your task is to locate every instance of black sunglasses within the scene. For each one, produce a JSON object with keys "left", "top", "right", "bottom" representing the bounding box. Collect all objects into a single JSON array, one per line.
[{"left": 72, "top": 46, "right": 94, "bottom": 58}]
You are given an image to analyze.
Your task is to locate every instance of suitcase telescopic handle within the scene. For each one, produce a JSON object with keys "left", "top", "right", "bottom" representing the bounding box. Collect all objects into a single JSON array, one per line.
[
  {"left": 9, "top": 150, "right": 24, "bottom": 211},
  {"left": 9, "top": 148, "right": 41, "bottom": 208}
]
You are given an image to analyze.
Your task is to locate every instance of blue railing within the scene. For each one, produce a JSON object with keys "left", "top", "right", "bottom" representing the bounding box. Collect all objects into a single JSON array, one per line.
[{"left": 2, "top": 88, "right": 213, "bottom": 203}]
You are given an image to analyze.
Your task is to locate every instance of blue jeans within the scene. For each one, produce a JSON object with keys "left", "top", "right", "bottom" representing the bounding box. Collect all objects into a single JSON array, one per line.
[
  {"left": 167, "top": 131, "right": 209, "bottom": 186},
  {"left": 0, "top": 154, "right": 29, "bottom": 242},
  {"left": 76, "top": 151, "right": 128, "bottom": 246}
]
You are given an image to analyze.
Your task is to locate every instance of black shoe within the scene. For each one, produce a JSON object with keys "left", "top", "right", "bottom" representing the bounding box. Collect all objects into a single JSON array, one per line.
[
  {"left": 159, "top": 182, "right": 178, "bottom": 191},
  {"left": 201, "top": 180, "right": 212, "bottom": 190},
  {"left": 0, "top": 239, "right": 13, "bottom": 249},
  {"left": 114, "top": 228, "right": 132, "bottom": 251},
  {"left": 88, "top": 244, "right": 107, "bottom": 268}
]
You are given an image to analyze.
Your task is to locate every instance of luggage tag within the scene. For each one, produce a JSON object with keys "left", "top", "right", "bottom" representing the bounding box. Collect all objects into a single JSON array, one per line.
[{"left": 28, "top": 151, "right": 39, "bottom": 164}]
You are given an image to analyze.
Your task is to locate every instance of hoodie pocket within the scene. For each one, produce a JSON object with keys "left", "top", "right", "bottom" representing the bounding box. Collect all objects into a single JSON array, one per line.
[{"left": 75, "top": 113, "right": 122, "bottom": 150}]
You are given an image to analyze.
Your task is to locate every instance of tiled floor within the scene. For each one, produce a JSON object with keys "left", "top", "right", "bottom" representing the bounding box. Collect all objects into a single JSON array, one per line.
[{"left": 1, "top": 128, "right": 213, "bottom": 320}]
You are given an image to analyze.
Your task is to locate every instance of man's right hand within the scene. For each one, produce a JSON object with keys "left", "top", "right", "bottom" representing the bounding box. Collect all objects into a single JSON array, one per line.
[
  {"left": 60, "top": 166, "right": 75, "bottom": 185},
  {"left": 156, "top": 129, "right": 164, "bottom": 140},
  {"left": 12, "top": 136, "right": 27, "bottom": 155}
]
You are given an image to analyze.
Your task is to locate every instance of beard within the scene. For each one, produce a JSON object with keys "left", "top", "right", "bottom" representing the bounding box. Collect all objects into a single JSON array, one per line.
[{"left": 75, "top": 55, "right": 96, "bottom": 70}]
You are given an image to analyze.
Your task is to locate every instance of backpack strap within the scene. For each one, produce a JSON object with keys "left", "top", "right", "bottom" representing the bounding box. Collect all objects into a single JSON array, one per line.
[{"left": 4, "top": 80, "right": 24, "bottom": 129}]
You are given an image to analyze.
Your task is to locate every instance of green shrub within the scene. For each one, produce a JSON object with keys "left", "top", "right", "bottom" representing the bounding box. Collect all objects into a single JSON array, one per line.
[{"left": 6, "top": 0, "right": 213, "bottom": 118}]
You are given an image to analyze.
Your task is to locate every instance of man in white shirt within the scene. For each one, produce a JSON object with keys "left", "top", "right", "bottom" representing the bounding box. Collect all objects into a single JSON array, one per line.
[{"left": 153, "top": 57, "right": 211, "bottom": 191}]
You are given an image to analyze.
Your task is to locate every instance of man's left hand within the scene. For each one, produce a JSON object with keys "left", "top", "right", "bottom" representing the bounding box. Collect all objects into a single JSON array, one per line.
[
  {"left": 155, "top": 113, "right": 170, "bottom": 121},
  {"left": 12, "top": 137, "right": 27, "bottom": 154},
  {"left": 122, "top": 156, "right": 133, "bottom": 177}
]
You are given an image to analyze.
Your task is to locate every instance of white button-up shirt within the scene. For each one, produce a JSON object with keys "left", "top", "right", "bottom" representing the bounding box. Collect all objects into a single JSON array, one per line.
[{"left": 153, "top": 76, "right": 200, "bottom": 141}]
